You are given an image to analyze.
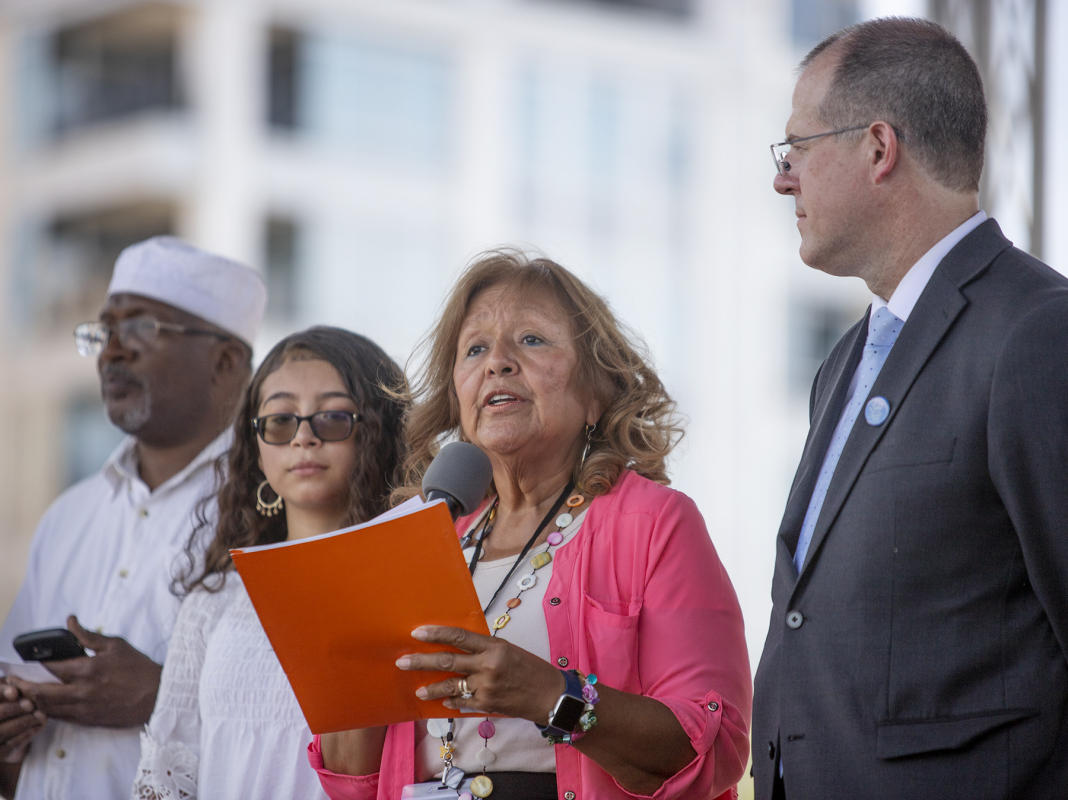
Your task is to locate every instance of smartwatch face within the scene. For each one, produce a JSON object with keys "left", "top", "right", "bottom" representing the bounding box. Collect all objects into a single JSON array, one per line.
[{"left": 551, "top": 693, "right": 586, "bottom": 733}]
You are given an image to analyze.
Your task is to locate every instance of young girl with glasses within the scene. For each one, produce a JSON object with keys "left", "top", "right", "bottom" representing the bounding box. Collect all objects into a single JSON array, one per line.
[{"left": 131, "top": 326, "right": 407, "bottom": 800}]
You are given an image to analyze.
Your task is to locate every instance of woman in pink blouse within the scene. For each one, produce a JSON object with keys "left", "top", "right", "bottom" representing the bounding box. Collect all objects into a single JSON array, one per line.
[{"left": 310, "top": 251, "right": 751, "bottom": 800}]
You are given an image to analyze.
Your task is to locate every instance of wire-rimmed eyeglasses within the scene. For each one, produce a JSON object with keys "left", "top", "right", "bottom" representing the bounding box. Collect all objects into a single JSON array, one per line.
[
  {"left": 251, "top": 411, "right": 361, "bottom": 445},
  {"left": 74, "top": 317, "right": 232, "bottom": 357},
  {"left": 770, "top": 124, "right": 871, "bottom": 177}
]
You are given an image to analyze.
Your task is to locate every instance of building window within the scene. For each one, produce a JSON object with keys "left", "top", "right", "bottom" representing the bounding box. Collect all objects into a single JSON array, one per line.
[
  {"left": 513, "top": 61, "right": 693, "bottom": 248},
  {"left": 64, "top": 391, "right": 124, "bottom": 486},
  {"left": 268, "top": 28, "right": 298, "bottom": 130},
  {"left": 13, "top": 202, "right": 174, "bottom": 334},
  {"left": 267, "top": 27, "right": 453, "bottom": 168},
  {"left": 264, "top": 216, "right": 300, "bottom": 319},
  {"left": 528, "top": 0, "right": 694, "bottom": 19},
  {"left": 45, "top": 5, "right": 185, "bottom": 138},
  {"left": 788, "top": 301, "right": 862, "bottom": 394}
]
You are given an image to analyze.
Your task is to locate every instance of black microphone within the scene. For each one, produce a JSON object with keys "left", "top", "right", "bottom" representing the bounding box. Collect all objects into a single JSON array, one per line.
[{"left": 421, "top": 442, "right": 492, "bottom": 520}]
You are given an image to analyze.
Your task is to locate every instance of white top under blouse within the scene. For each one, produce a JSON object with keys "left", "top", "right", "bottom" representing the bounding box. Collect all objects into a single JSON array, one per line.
[
  {"left": 131, "top": 575, "right": 327, "bottom": 800},
  {"left": 414, "top": 507, "right": 587, "bottom": 781}
]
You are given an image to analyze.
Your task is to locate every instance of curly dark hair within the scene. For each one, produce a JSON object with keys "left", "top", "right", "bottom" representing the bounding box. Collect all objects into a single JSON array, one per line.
[
  {"left": 396, "top": 249, "right": 682, "bottom": 501},
  {"left": 176, "top": 326, "right": 408, "bottom": 594}
]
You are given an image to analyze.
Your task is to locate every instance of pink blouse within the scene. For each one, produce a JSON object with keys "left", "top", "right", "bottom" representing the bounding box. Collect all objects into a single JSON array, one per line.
[{"left": 308, "top": 470, "right": 752, "bottom": 800}]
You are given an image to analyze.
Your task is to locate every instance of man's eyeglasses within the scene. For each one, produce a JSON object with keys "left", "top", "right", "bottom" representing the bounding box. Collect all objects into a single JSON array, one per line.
[
  {"left": 74, "top": 317, "right": 231, "bottom": 357},
  {"left": 770, "top": 124, "right": 871, "bottom": 177},
  {"left": 251, "top": 411, "right": 360, "bottom": 445}
]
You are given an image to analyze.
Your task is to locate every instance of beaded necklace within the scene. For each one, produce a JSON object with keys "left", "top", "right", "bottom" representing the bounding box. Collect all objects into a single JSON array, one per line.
[{"left": 429, "top": 482, "right": 585, "bottom": 799}]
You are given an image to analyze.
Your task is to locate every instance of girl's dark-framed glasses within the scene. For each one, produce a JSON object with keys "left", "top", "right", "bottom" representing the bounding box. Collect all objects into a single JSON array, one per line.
[{"left": 251, "top": 411, "right": 360, "bottom": 445}]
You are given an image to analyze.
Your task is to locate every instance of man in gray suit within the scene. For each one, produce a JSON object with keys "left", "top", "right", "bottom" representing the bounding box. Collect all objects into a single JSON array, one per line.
[{"left": 753, "top": 17, "right": 1068, "bottom": 799}]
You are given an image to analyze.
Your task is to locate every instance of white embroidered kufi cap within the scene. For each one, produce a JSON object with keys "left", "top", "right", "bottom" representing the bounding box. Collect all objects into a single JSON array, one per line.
[{"left": 107, "top": 236, "right": 267, "bottom": 347}]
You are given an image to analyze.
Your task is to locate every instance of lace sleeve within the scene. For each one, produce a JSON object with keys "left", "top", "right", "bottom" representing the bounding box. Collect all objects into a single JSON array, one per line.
[
  {"left": 131, "top": 731, "right": 198, "bottom": 799},
  {"left": 130, "top": 583, "right": 235, "bottom": 800}
]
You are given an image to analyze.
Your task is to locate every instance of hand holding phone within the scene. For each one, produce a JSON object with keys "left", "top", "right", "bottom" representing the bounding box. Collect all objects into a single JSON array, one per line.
[
  {"left": 6, "top": 616, "right": 160, "bottom": 729},
  {"left": 12, "top": 628, "right": 88, "bottom": 662}
]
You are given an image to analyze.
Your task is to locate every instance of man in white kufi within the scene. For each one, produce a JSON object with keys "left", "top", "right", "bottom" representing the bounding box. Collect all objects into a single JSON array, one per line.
[{"left": 0, "top": 236, "right": 267, "bottom": 800}]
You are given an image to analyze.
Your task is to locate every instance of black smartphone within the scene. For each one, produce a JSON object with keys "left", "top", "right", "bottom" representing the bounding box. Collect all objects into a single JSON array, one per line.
[{"left": 12, "top": 628, "right": 87, "bottom": 662}]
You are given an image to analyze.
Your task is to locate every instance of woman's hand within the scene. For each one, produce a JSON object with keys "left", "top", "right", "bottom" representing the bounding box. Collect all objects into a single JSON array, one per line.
[
  {"left": 398, "top": 625, "right": 697, "bottom": 795},
  {"left": 396, "top": 625, "right": 562, "bottom": 723}
]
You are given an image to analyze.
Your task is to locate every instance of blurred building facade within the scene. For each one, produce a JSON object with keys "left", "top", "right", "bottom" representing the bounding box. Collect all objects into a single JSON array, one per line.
[{"left": 0, "top": 0, "right": 1057, "bottom": 687}]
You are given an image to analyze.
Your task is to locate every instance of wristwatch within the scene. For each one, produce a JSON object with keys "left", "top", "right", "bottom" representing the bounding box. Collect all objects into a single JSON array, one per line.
[{"left": 536, "top": 669, "right": 586, "bottom": 742}]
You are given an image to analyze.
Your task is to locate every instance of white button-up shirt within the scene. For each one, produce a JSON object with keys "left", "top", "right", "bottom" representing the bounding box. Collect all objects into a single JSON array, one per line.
[{"left": 0, "top": 431, "right": 229, "bottom": 800}]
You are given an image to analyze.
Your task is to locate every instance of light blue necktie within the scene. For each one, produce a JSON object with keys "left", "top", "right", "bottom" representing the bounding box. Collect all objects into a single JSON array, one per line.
[{"left": 793, "top": 306, "right": 904, "bottom": 573}]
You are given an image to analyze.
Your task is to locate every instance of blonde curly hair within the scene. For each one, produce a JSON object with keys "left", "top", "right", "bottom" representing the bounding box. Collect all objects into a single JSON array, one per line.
[{"left": 396, "top": 249, "right": 682, "bottom": 501}]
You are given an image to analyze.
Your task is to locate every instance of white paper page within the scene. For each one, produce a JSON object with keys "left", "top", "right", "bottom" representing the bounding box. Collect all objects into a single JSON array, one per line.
[
  {"left": 233, "top": 495, "right": 434, "bottom": 554},
  {"left": 0, "top": 660, "right": 61, "bottom": 684}
]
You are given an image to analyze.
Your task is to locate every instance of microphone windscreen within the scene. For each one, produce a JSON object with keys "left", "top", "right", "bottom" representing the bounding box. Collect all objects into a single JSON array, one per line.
[{"left": 421, "top": 442, "right": 493, "bottom": 517}]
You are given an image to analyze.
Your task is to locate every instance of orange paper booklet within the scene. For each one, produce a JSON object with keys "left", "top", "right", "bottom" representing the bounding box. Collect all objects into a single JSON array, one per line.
[{"left": 231, "top": 498, "right": 489, "bottom": 733}]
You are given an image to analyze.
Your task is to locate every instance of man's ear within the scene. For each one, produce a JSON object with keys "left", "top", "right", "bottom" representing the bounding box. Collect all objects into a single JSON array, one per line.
[
  {"left": 868, "top": 120, "right": 900, "bottom": 184},
  {"left": 213, "top": 339, "right": 248, "bottom": 381}
]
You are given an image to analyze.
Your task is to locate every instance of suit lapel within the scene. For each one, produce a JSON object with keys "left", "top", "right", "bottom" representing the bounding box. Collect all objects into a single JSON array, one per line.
[
  {"left": 777, "top": 316, "right": 867, "bottom": 559},
  {"left": 793, "top": 220, "right": 1012, "bottom": 585}
]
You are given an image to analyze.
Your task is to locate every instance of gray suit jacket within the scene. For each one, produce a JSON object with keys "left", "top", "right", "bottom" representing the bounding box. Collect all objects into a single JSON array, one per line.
[{"left": 753, "top": 220, "right": 1068, "bottom": 799}]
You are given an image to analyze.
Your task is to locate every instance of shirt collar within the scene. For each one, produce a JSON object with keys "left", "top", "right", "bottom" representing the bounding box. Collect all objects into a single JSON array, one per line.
[
  {"left": 102, "top": 428, "right": 233, "bottom": 495},
  {"left": 874, "top": 210, "right": 987, "bottom": 321}
]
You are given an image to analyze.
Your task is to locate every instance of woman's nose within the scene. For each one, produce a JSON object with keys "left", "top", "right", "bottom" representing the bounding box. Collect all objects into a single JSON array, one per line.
[{"left": 487, "top": 347, "right": 517, "bottom": 375}]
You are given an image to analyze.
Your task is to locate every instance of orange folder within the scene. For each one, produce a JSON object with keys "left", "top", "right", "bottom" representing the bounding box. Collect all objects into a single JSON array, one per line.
[{"left": 231, "top": 500, "right": 489, "bottom": 733}]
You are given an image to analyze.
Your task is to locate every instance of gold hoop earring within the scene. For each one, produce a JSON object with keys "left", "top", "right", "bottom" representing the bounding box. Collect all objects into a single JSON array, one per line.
[{"left": 255, "top": 480, "right": 284, "bottom": 517}]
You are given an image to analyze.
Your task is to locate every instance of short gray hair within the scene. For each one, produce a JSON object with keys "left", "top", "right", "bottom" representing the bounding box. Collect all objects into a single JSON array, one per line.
[{"left": 803, "top": 17, "right": 986, "bottom": 192}]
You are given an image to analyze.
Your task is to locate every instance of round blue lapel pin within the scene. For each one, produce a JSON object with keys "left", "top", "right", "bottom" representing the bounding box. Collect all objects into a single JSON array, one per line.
[{"left": 865, "top": 396, "right": 890, "bottom": 426}]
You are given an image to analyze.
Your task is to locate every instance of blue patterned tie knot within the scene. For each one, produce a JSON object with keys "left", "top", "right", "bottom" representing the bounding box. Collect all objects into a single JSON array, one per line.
[
  {"left": 792, "top": 306, "right": 903, "bottom": 573},
  {"left": 868, "top": 306, "right": 904, "bottom": 347}
]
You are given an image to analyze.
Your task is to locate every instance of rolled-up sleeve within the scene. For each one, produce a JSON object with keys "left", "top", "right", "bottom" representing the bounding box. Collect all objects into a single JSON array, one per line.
[
  {"left": 636, "top": 491, "right": 751, "bottom": 797},
  {"left": 553, "top": 474, "right": 752, "bottom": 799}
]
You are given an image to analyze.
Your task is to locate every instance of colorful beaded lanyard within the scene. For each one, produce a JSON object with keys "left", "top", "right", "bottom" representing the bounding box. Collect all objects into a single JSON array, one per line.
[{"left": 430, "top": 482, "right": 585, "bottom": 799}]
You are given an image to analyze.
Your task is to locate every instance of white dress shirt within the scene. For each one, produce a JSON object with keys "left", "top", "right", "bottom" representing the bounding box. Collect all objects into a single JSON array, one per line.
[
  {"left": 415, "top": 509, "right": 586, "bottom": 781},
  {"left": 842, "top": 210, "right": 988, "bottom": 401},
  {"left": 0, "top": 432, "right": 229, "bottom": 800},
  {"left": 877, "top": 210, "right": 988, "bottom": 319}
]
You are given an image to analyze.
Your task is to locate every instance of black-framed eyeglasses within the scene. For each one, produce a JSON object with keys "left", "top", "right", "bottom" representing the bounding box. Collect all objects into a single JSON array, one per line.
[
  {"left": 770, "top": 124, "right": 871, "bottom": 177},
  {"left": 74, "top": 317, "right": 231, "bottom": 357},
  {"left": 251, "top": 411, "right": 361, "bottom": 445}
]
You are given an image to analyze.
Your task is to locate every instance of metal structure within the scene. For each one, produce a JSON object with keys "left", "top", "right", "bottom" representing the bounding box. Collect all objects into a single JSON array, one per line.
[{"left": 932, "top": 0, "right": 1046, "bottom": 256}]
